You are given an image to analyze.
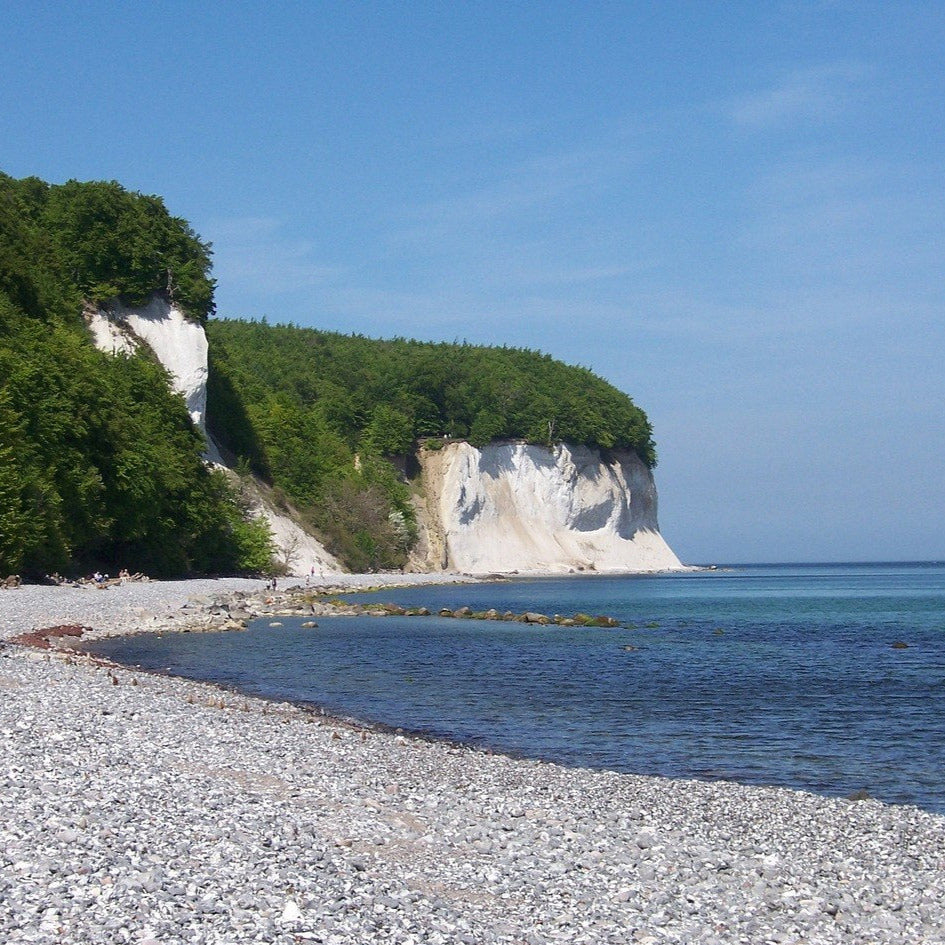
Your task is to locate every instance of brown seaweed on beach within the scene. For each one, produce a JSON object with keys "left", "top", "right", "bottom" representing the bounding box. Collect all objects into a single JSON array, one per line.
[{"left": 9, "top": 624, "right": 89, "bottom": 650}]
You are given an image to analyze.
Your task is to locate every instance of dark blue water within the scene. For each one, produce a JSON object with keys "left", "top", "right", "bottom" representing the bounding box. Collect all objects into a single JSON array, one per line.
[{"left": 87, "top": 563, "right": 945, "bottom": 812}]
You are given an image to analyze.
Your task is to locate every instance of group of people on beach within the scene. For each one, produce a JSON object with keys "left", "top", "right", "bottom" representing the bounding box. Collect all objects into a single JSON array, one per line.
[
  {"left": 92, "top": 568, "right": 132, "bottom": 584},
  {"left": 38, "top": 569, "right": 149, "bottom": 588}
]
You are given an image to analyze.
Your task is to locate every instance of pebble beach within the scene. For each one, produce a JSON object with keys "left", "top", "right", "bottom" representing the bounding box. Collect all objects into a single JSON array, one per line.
[{"left": 2, "top": 579, "right": 944, "bottom": 944}]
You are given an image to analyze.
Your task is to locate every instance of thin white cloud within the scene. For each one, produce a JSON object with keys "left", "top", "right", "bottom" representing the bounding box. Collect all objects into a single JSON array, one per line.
[
  {"left": 735, "top": 152, "right": 943, "bottom": 303},
  {"left": 508, "top": 262, "right": 638, "bottom": 286},
  {"left": 207, "top": 216, "right": 343, "bottom": 296},
  {"left": 724, "top": 62, "right": 867, "bottom": 129},
  {"left": 397, "top": 136, "right": 644, "bottom": 238}
]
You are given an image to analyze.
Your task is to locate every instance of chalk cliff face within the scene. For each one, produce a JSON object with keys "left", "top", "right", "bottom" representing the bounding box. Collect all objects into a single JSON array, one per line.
[
  {"left": 88, "top": 296, "right": 210, "bottom": 434},
  {"left": 412, "top": 441, "right": 682, "bottom": 574}
]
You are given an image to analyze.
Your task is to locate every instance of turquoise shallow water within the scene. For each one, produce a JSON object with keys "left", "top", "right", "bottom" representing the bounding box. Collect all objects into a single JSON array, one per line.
[{"left": 88, "top": 563, "right": 945, "bottom": 813}]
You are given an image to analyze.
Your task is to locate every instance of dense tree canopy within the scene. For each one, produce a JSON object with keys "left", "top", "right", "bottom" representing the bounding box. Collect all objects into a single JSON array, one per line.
[
  {"left": 206, "top": 319, "right": 657, "bottom": 570},
  {"left": 208, "top": 318, "right": 656, "bottom": 463},
  {"left": 0, "top": 172, "right": 268, "bottom": 577},
  {"left": 0, "top": 172, "right": 215, "bottom": 321}
]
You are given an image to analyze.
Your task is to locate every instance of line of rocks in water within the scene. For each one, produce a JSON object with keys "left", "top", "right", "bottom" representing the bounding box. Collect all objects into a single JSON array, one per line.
[
  {"left": 178, "top": 587, "right": 622, "bottom": 631},
  {"left": 2, "top": 587, "right": 624, "bottom": 655},
  {"left": 319, "top": 602, "right": 621, "bottom": 628}
]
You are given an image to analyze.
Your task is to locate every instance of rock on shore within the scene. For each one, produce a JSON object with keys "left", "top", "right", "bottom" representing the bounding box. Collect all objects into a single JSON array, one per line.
[{"left": 2, "top": 582, "right": 944, "bottom": 944}]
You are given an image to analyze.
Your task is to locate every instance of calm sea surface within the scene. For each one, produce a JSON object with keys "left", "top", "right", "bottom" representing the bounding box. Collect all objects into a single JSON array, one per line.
[{"left": 88, "top": 563, "right": 945, "bottom": 813}]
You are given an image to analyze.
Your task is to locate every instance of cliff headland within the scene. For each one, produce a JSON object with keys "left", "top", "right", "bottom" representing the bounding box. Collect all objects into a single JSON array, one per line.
[{"left": 1, "top": 172, "right": 682, "bottom": 580}]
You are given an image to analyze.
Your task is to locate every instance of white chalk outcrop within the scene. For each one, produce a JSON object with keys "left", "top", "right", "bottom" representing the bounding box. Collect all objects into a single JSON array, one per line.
[
  {"left": 412, "top": 441, "right": 682, "bottom": 574},
  {"left": 86, "top": 307, "right": 138, "bottom": 356},
  {"left": 87, "top": 296, "right": 210, "bottom": 432},
  {"left": 88, "top": 297, "right": 227, "bottom": 463}
]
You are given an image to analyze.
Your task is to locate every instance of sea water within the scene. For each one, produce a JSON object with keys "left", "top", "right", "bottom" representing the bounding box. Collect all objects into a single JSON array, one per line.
[{"left": 87, "top": 563, "right": 945, "bottom": 813}]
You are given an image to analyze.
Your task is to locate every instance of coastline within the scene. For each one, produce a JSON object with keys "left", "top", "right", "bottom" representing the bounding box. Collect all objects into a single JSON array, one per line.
[
  {"left": 0, "top": 573, "right": 476, "bottom": 643},
  {"left": 2, "top": 581, "right": 945, "bottom": 943}
]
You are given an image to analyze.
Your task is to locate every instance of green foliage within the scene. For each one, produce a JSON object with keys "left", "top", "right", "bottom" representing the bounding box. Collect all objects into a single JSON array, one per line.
[
  {"left": 205, "top": 318, "right": 656, "bottom": 570},
  {"left": 469, "top": 409, "right": 507, "bottom": 448},
  {"left": 0, "top": 172, "right": 268, "bottom": 577},
  {"left": 223, "top": 501, "right": 275, "bottom": 574},
  {"left": 0, "top": 172, "right": 215, "bottom": 322},
  {"left": 207, "top": 319, "right": 656, "bottom": 466},
  {"left": 42, "top": 178, "right": 215, "bottom": 319},
  {"left": 312, "top": 478, "right": 410, "bottom": 572},
  {"left": 206, "top": 345, "right": 270, "bottom": 478},
  {"left": 361, "top": 404, "right": 414, "bottom": 456}
]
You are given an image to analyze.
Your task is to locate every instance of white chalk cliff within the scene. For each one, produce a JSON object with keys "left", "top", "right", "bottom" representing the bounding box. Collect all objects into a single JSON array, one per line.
[
  {"left": 87, "top": 296, "right": 214, "bottom": 443},
  {"left": 411, "top": 441, "right": 682, "bottom": 574}
]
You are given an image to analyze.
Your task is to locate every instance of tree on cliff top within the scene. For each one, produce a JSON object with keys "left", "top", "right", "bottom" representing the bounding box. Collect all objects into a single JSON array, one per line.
[{"left": 0, "top": 172, "right": 215, "bottom": 322}]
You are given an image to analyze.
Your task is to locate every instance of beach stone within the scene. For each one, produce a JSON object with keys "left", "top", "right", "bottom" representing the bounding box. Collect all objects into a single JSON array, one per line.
[
  {"left": 636, "top": 829, "right": 659, "bottom": 849},
  {"left": 520, "top": 612, "right": 550, "bottom": 625},
  {"left": 590, "top": 615, "right": 620, "bottom": 627}
]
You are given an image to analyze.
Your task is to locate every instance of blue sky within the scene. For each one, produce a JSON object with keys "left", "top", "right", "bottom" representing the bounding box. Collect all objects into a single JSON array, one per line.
[{"left": 4, "top": 2, "right": 943, "bottom": 563}]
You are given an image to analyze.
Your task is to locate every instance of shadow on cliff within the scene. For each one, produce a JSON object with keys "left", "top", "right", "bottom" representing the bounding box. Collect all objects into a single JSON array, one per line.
[{"left": 206, "top": 352, "right": 271, "bottom": 480}]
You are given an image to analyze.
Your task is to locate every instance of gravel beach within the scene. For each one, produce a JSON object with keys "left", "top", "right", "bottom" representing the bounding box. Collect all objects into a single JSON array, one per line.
[{"left": 2, "top": 580, "right": 944, "bottom": 944}]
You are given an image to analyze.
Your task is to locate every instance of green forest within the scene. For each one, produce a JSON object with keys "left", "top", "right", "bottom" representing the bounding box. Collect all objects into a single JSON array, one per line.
[
  {"left": 0, "top": 172, "right": 270, "bottom": 577},
  {"left": 207, "top": 320, "right": 656, "bottom": 570},
  {"left": 1, "top": 170, "right": 658, "bottom": 577}
]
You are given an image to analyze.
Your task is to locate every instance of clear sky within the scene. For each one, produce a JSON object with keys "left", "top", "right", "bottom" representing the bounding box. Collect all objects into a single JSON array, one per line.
[{"left": 4, "top": 2, "right": 943, "bottom": 563}]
